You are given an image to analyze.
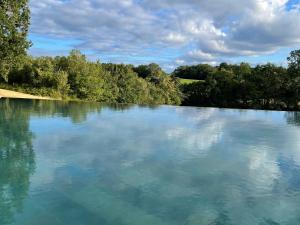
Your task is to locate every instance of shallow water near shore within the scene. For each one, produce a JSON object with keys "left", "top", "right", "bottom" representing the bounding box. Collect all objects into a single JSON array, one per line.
[{"left": 1, "top": 99, "right": 300, "bottom": 225}]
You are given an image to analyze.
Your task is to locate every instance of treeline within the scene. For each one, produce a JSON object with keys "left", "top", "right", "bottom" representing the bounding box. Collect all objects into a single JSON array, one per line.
[
  {"left": 2, "top": 49, "right": 300, "bottom": 110},
  {"left": 2, "top": 1, "right": 300, "bottom": 110},
  {"left": 174, "top": 50, "right": 300, "bottom": 110},
  {"left": 0, "top": 50, "right": 182, "bottom": 105}
]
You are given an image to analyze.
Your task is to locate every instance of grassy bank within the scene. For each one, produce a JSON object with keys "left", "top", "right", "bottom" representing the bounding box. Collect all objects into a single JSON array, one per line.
[{"left": 179, "top": 78, "right": 203, "bottom": 85}]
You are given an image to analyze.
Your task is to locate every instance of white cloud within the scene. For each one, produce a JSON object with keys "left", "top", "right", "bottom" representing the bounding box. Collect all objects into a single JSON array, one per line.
[
  {"left": 29, "top": 0, "right": 300, "bottom": 68},
  {"left": 175, "top": 59, "right": 185, "bottom": 65},
  {"left": 187, "top": 50, "right": 216, "bottom": 61},
  {"left": 164, "top": 33, "right": 187, "bottom": 44},
  {"left": 247, "top": 147, "right": 281, "bottom": 193}
]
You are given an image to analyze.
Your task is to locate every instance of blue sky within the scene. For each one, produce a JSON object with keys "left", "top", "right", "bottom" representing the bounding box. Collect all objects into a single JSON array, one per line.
[{"left": 29, "top": 0, "right": 300, "bottom": 71}]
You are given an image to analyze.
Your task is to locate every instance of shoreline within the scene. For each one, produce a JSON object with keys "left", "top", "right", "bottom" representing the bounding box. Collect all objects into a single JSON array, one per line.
[{"left": 0, "top": 88, "right": 55, "bottom": 100}]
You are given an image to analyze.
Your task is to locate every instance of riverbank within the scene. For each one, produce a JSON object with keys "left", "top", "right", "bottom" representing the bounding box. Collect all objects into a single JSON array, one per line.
[{"left": 0, "top": 89, "right": 55, "bottom": 100}]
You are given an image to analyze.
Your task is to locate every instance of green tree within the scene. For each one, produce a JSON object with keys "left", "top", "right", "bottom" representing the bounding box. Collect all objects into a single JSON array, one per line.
[
  {"left": 172, "top": 64, "right": 215, "bottom": 80},
  {"left": 285, "top": 50, "right": 300, "bottom": 108},
  {"left": 65, "top": 50, "right": 105, "bottom": 101},
  {"left": 0, "top": 0, "right": 31, "bottom": 82},
  {"left": 287, "top": 49, "right": 300, "bottom": 78}
]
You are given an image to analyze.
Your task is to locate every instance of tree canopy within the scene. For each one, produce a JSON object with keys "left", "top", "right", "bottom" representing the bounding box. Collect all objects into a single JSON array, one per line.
[
  {"left": 2, "top": 51, "right": 182, "bottom": 105},
  {"left": 0, "top": 0, "right": 31, "bottom": 82},
  {"left": 179, "top": 52, "right": 300, "bottom": 110}
]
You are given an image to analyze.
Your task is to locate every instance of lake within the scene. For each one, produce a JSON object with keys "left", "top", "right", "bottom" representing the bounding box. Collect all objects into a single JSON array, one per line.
[{"left": 1, "top": 99, "right": 300, "bottom": 225}]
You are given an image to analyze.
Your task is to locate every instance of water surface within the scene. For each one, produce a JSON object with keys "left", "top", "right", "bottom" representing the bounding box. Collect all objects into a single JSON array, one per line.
[{"left": 1, "top": 99, "right": 300, "bottom": 225}]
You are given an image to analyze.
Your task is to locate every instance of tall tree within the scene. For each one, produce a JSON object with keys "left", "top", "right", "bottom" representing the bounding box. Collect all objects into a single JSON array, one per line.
[
  {"left": 287, "top": 49, "right": 300, "bottom": 78},
  {"left": 0, "top": 0, "right": 31, "bottom": 82}
]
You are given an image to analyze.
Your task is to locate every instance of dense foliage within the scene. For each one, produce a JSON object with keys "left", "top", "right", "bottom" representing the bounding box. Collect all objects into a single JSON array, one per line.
[
  {"left": 176, "top": 50, "right": 300, "bottom": 110},
  {"left": 0, "top": 0, "right": 31, "bottom": 82},
  {"left": 1, "top": 50, "right": 182, "bottom": 105},
  {"left": 173, "top": 64, "right": 216, "bottom": 80},
  {"left": 2, "top": 48, "right": 300, "bottom": 109}
]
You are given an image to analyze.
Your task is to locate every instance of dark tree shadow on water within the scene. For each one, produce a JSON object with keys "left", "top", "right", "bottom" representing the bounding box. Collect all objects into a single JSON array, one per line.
[
  {"left": 0, "top": 99, "right": 36, "bottom": 225},
  {"left": 0, "top": 98, "right": 136, "bottom": 224},
  {"left": 285, "top": 112, "right": 300, "bottom": 126}
]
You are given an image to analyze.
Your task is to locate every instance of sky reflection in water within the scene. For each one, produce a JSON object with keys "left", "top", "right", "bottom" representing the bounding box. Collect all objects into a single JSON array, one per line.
[{"left": 1, "top": 99, "right": 300, "bottom": 225}]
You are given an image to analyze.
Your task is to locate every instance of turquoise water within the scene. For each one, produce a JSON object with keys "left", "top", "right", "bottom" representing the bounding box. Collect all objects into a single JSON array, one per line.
[{"left": 1, "top": 99, "right": 300, "bottom": 225}]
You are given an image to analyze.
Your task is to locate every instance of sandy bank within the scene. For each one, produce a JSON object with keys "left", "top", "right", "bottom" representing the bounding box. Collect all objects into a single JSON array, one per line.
[{"left": 0, "top": 88, "right": 55, "bottom": 100}]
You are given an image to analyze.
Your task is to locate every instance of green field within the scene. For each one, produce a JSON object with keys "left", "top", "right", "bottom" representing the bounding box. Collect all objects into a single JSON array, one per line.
[{"left": 179, "top": 78, "right": 203, "bottom": 84}]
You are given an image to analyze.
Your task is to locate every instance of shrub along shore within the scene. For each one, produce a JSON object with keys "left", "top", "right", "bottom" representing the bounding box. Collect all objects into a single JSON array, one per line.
[
  {"left": 1, "top": 49, "right": 300, "bottom": 111},
  {"left": 0, "top": 51, "right": 182, "bottom": 105},
  {"left": 175, "top": 50, "right": 300, "bottom": 111}
]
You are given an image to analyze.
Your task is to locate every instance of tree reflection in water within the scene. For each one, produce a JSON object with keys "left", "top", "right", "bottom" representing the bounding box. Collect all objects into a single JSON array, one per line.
[
  {"left": 0, "top": 99, "right": 35, "bottom": 225},
  {"left": 286, "top": 112, "right": 300, "bottom": 126},
  {"left": 0, "top": 98, "right": 135, "bottom": 224}
]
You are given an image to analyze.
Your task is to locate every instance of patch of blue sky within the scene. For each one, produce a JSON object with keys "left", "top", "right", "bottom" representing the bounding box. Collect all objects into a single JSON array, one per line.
[
  {"left": 132, "top": 0, "right": 143, "bottom": 4},
  {"left": 154, "top": 8, "right": 177, "bottom": 18},
  {"left": 286, "top": 0, "right": 300, "bottom": 10},
  {"left": 29, "top": 34, "right": 82, "bottom": 52}
]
